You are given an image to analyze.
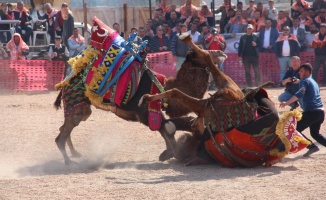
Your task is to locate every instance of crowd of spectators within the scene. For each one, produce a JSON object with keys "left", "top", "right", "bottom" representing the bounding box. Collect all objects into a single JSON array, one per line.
[{"left": 123, "top": 0, "right": 326, "bottom": 86}]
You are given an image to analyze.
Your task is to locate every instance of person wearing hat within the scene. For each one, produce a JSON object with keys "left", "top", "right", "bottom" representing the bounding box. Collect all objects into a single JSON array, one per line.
[
  {"left": 48, "top": 35, "right": 70, "bottom": 76},
  {"left": 238, "top": 24, "right": 261, "bottom": 87}
]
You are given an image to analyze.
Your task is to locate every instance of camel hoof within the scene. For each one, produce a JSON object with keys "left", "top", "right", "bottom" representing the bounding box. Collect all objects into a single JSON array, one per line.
[
  {"left": 159, "top": 150, "right": 174, "bottom": 162},
  {"left": 71, "top": 151, "right": 82, "bottom": 158},
  {"left": 179, "top": 32, "right": 190, "bottom": 40}
]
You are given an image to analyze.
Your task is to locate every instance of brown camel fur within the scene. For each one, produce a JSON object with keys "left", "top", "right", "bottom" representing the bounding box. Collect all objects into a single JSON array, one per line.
[{"left": 54, "top": 33, "right": 227, "bottom": 165}]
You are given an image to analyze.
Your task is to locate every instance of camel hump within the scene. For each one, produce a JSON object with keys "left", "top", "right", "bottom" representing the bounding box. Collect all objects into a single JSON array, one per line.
[{"left": 179, "top": 32, "right": 191, "bottom": 41}]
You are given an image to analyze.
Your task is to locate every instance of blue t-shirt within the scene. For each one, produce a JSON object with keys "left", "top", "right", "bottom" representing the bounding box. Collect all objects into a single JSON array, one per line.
[{"left": 294, "top": 76, "right": 323, "bottom": 111}]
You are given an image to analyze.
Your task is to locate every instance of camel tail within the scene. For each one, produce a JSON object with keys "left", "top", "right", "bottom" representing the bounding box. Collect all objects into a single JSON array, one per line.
[{"left": 54, "top": 90, "right": 63, "bottom": 110}]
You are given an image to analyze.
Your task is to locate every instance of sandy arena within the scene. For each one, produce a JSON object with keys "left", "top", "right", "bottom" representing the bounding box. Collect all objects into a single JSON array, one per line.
[{"left": 0, "top": 88, "right": 326, "bottom": 199}]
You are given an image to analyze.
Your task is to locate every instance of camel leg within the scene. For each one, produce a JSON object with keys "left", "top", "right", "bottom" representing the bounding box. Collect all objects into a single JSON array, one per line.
[
  {"left": 141, "top": 88, "right": 206, "bottom": 116},
  {"left": 158, "top": 116, "right": 197, "bottom": 161},
  {"left": 55, "top": 105, "right": 91, "bottom": 165},
  {"left": 66, "top": 105, "right": 92, "bottom": 158}
]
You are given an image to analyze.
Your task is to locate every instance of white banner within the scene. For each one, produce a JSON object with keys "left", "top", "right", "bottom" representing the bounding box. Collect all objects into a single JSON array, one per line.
[{"left": 222, "top": 33, "right": 244, "bottom": 53}]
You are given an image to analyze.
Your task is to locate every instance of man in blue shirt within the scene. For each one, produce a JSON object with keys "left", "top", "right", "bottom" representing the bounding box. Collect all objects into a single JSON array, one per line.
[{"left": 280, "top": 63, "right": 326, "bottom": 157}]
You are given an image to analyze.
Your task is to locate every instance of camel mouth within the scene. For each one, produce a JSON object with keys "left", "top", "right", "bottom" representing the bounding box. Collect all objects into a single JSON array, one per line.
[{"left": 179, "top": 32, "right": 190, "bottom": 41}]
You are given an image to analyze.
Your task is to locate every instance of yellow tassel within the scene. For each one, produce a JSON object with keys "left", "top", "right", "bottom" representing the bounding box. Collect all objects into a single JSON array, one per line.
[
  {"left": 54, "top": 46, "right": 101, "bottom": 90},
  {"left": 294, "top": 135, "right": 311, "bottom": 145},
  {"left": 269, "top": 110, "right": 303, "bottom": 158}
]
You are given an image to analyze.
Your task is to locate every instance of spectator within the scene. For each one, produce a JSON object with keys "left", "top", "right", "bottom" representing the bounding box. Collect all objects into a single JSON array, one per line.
[
  {"left": 167, "top": 11, "right": 181, "bottom": 29},
  {"left": 0, "top": 3, "right": 14, "bottom": 43},
  {"left": 162, "top": 22, "right": 171, "bottom": 38},
  {"left": 280, "top": 63, "right": 326, "bottom": 157},
  {"left": 155, "top": 8, "right": 166, "bottom": 21},
  {"left": 292, "top": 0, "right": 310, "bottom": 19},
  {"left": 215, "top": 0, "right": 236, "bottom": 33},
  {"left": 205, "top": 28, "right": 226, "bottom": 72},
  {"left": 249, "top": 11, "right": 265, "bottom": 32},
  {"left": 276, "top": 10, "right": 291, "bottom": 31},
  {"left": 151, "top": 11, "right": 165, "bottom": 34},
  {"left": 298, "top": 9, "right": 313, "bottom": 31},
  {"left": 246, "top": 0, "right": 256, "bottom": 19},
  {"left": 197, "top": 24, "right": 210, "bottom": 49},
  {"left": 312, "top": 0, "right": 326, "bottom": 16},
  {"left": 36, "top": 3, "right": 57, "bottom": 44},
  {"left": 145, "top": 19, "right": 154, "bottom": 38},
  {"left": 305, "top": 23, "right": 318, "bottom": 51},
  {"left": 266, "top": 0, "right": 278, "bottom": 20},
  {"left": 314, "top": 8, "right": 326, "bottom": 28},
  {"left": 68, "top": 27, "right": 85, "bottom": 57},
  {"left": 129, "top": 27, "right": 143, "bottom": 46},
  {"left": 6, "top": 33, "right": 29, "bottom": 60},
  {"left": 290, "top": 18, "right": 306, "bottom": 50},
  {"left": 224, "top": 10, "right": 247, "bottom": 34},
  {"left": 138, "top": 26, "right": 151, "bottom": 43},
  {"left": 149, "top": 26, "right": 170, "bottom": 53},
  {"left": 275, "top": 26, "right": 301, "bottom": 81},
  {"left": 278, "top": 56, "right": 302, "bottom": 111},
  {"left": 13, "top": 1, "right": 32, "bottom": 44},
  {"left": 199, "top": 5, "right": 214, "bottom": 27},
  {"left": 262, "top": 9, "right": 277, "bottom": 28},
  {"left": 171, "top": 24, "right": 189, "bottom": 71},
  {"left": 180, "top": 0, "right": 197, "bottom": 21},
  {"left": 0, "top": 42, "right": 8, "bottom": 59},
  {"left": 255, "top": 2, "right": 265, "bottom": 17},
  {"left": 55, "top": 3, "right": 74, "bottom": 47},
  {"left": 187, "top": 23, "right": 200, "bottom": 44},
  {"left": 169, "top": 21, "right": 182, "bottom": 42},
  {"left": 113, "top": 22, "right": 124, "bottom": 38},
  {"left": 155, "top": 0, "right": 170, "bottom": 16},
  {"left": 221, "top": 8, "right": 236, "bottom": 34},
  {"left": 283, "top": 10, "right": 293, "bottom": 27},
  {"left": 165, "top": 4, "right": 181, "bottom": 21},
  {"left": 311, "top": 23, "right": 326, "bottom": 84},
  {"left": 236, "top": 1, "right": 243, "bottom": 12},
  {"left": 259, "top": 19, "right": 279, "bottom": 53},
  {"left": 238, "top": 24, "right": 261, "bottom": 87},
  {"left": 48, "top": 35, "right": 70, "bottom": 76}
]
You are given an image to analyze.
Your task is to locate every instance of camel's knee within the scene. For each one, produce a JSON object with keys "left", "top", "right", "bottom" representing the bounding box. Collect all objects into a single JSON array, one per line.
[{"left": 163, "top": 121, "right": 176, "bottom": 137}]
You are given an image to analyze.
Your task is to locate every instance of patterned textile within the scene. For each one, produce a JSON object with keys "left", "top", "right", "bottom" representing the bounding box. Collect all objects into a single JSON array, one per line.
[
  {"left": 205, "top": 98, "right": 257, "bottom": 133},
  {"left": 62, "top": 73, "right": 89, "bottom": 117}
]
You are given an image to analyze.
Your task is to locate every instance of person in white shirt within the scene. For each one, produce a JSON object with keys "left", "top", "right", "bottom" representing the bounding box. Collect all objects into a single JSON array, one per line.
[
  {"left": 275, "top": 26, "right": 301, "bottom": 81},
  {"left": 187, "top": 23, "right": 200, "bottom": 44},
  {"left": 258, "top": 19, "right": 279, "bottom": 53}
]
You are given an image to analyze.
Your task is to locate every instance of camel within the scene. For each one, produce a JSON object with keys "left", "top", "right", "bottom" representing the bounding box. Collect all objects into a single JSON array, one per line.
[
  {"left": 140, "top": 34, "right": 310, "bottom": 167},
  {"left": 53, "top": 22, "right": 228, "bottom": 165}
]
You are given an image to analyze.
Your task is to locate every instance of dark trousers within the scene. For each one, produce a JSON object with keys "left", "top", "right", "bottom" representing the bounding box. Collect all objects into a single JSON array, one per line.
[
  {"left": 297, "top": 109, "right": 326, "bottom": 148},
  {"left": 312, "top": 55, "right": 326, "bottom": 84},
  {"left": 242, "top": 56, "right": 261, "bottom": 87}
]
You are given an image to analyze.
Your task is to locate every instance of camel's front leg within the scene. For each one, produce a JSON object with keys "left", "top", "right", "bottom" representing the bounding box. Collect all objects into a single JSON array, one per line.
[
  {"left": 56, "top": 106, "right": 88, "bottom": 165},
  {"left": 140, "top": 88, "right": 206, "bottom": 116}
]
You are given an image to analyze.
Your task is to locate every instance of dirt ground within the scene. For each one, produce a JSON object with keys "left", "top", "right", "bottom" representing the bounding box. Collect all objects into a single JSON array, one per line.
[{"left": 0, "top": 87, "right": 326, "bottom": 200}]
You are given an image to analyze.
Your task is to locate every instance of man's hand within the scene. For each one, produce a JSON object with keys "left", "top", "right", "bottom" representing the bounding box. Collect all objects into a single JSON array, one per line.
[{"left": 279, "top": 101, "right": 287, "bottom": 108}]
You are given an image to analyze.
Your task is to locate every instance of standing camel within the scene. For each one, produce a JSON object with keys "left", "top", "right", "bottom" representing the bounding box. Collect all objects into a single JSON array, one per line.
[{"left": 53, "top": 24, "right": 228, "bottom": 165}]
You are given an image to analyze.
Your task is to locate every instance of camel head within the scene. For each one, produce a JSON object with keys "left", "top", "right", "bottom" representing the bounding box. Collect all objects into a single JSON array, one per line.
[
  {"left": 174, "top": 133, "right": 199, "bottom": 162},
  {"left": 208, "top": 50, "right": 228, "bottom": 64},
  {"left": 179, "top": 33, "right": 226, "bottom": 73}
]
